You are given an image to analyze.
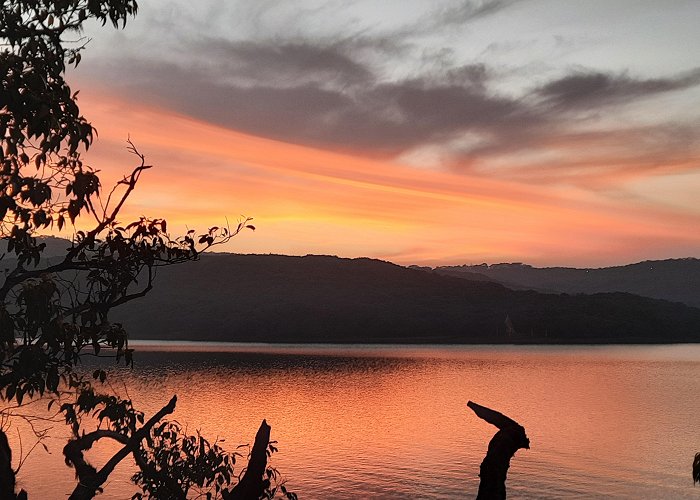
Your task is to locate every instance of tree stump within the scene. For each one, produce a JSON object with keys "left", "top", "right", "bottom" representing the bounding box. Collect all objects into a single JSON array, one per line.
[
  {"left": 468, "top": 401, "right": 529, "bottom": 500},
  {"left": 224, "top": 419, "right": 272, "bottom": 499}
]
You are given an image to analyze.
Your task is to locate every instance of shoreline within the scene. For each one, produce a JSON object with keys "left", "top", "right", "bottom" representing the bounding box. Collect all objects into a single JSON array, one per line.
[{"left": 125, "top": 339, "right": 700, "bottom": 361}]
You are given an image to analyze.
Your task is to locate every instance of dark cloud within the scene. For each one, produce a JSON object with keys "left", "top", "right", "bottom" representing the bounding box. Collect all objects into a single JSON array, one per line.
[
  {"left": 444, "top": 64, "right": 490, "bottom": 89},
  {"left": 537, "top": 69, "right": 700, "bottom": 109},
  {"left": 200, "top": 39, "right": 375, "bottom": 87},
  {"left": 370, "top": 80, "right": 527, "bottom": 133},
  {"left": 112, "top": 58, "right": 535, "bottom": 155},
  {"left": 85, "top": 25, "right": 700, "bottom": 185}
]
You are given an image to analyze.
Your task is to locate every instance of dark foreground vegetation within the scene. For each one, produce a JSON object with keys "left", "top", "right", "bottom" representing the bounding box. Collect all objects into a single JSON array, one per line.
[
  {"left": 0, "top": 1, "right": 291, "bottom": 498},
  {"left": 113, "top": 253, "right": 700, "bottom": 344},
  {"left": 2, "top": 0, "right": 699, "bottom": 496}
]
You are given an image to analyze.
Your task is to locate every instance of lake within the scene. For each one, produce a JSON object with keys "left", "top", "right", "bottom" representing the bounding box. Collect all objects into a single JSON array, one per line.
[{"left": 9, "top": 343, "right": 700, "bottom": 498}]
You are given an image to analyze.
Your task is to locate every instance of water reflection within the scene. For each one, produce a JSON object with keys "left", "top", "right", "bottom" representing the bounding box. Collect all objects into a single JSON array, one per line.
[{"left": 8, "top": 345, "right": 700, "bottom": 499}]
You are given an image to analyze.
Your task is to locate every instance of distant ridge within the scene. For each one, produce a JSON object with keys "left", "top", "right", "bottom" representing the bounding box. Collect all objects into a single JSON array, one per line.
[
  {"left": 2, "top": 239, "right": 698, "bottom": 344},
  {"left": 434, "top": 259, "right": 700, "bottom": 308},
  {"left": 111, "top": 253, "right": 700, "bottom": 344},
  {"left": 0, "top": 235, "right": 71, "bottom": 259}
]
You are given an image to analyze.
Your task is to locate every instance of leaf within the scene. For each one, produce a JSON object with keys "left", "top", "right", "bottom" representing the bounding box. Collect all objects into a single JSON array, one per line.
[
  {"left": 47, "top": 366, "right": 59, "bottom": 392},
  {"left": 246, "top": 225, "right": 256, "bottom": 231}
]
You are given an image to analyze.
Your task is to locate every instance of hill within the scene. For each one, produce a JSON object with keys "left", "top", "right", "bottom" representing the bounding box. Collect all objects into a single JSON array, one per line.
[
  {"left": 0, "top": 235, "right": 70, "bottom": 260},
  {"left": 111, "top": 253, "right": 700, "bottom": 344},
  {"left": 434, "top": 259, "right": 700, "bottom": 308}
]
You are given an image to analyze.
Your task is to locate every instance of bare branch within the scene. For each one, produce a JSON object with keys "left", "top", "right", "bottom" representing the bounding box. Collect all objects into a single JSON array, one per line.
[{"left": 67, "top": 395, "right": 178, "bottom": 500}]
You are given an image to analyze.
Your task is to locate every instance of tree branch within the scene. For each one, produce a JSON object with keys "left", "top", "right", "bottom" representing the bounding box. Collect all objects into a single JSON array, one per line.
[{"left": 67, "top": 395, "right": 178, "bottom": 500}]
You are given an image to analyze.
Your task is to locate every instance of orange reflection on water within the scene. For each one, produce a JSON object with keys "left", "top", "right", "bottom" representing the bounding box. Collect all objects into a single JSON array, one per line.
[{"left": 9, "top": 345, "right": 700, "bottom": 499}]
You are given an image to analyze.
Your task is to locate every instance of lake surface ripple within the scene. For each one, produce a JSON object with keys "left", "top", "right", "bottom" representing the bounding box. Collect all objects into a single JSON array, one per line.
[{"left": 11, "top": 344, "right": 700, "bottom": 499}]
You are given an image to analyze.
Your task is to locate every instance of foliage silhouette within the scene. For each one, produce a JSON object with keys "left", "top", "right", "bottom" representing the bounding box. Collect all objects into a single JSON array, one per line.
[{"left": 0, "top": 1, "right": 290, "bottom": 498}]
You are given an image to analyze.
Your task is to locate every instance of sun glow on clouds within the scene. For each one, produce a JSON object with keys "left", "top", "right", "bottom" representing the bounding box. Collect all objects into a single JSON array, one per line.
[{"left": 73, "top": 89, "right": 700, "bottom": 267}]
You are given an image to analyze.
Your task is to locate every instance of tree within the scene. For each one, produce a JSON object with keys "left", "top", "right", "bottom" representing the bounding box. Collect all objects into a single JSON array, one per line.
[{"left": 0, "top": 1, "right": 292, "bottom": 498}]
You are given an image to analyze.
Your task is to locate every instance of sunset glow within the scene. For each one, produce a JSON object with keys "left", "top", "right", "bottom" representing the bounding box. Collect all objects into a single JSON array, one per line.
[
  {"left": 67, "top": 0, "right": 700, "bottom": 267},
  {"left": 71, "top": 89, "right": 700, "bottom": 267},
  {"left": 5, "top": 3, "right": 700, "bottom": 499}
]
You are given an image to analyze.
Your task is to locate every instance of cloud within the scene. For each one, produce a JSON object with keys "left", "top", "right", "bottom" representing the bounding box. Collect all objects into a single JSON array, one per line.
[
  {"left": 537, "top": 68, "right": 700, "bottom": 109},
  {"left": 200, "top": 38, "right": 376, "bottom": 88},
  {"left": 385, "top": 0, "right": 526, "bottom": 41},
  {"left": 85, "top": 45, "right": 700, "bottom": 188},
  {"left": 92, "top": 53, "right": 539, "bottom": 157},
  {"left": 444, "top": 63, "right": 490, "bottom": 89},
  {"left": 434, "top": 0, "right": 525, "bottom": 26},
  {"left": 63, "top": 0, "right": 700, "bottom": 266},
  {"left": 76, "top": 0, "right": 700, "bottom": 191},
  {"left": 450, "top": 122, "right": 700, "bottom": 185}
]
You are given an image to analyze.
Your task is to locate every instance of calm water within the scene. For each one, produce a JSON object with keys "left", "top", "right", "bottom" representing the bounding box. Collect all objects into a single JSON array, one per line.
[{"left": 9, "top": 343, "right": 700, "bottom": 498}]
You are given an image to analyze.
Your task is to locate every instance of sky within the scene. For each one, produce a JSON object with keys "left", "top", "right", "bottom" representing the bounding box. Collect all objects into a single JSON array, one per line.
[{"left": 68, "top": 0, "right": 700, "bottom": 267}]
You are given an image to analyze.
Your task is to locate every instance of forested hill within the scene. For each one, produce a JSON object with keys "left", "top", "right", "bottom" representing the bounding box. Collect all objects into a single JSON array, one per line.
[
  {"left": 434, "top": 259, "right": 700, "bottom": 308},
  {"left": 112, "top": 253, "right": 700, "bottom": 344}
]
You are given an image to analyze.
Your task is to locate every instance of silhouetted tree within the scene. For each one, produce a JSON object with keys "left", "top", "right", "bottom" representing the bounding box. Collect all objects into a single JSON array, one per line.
[{"left": 0, "top": 1, "right": 292, "bottom": 498}]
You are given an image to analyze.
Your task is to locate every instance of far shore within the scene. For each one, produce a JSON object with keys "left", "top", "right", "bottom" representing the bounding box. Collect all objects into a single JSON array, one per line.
[{"left": 125, "top": 339, "right": 700, "bottom": 361}]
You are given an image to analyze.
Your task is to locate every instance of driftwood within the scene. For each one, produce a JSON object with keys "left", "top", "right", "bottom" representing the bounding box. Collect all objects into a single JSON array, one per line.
[
  {"left": 468, "top": 401, "right": 529, "bottom": 500},
  {"left": 224, "top": 419, "right": 272, "bottom": 499}
]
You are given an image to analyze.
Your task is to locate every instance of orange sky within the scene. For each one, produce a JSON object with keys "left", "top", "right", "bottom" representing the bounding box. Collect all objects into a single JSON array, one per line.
[
  {"left": 50, "top": 1, "right": 700, "bottom": 268},
  {"left": 64, "top": 89, "right": 700, "bottom": 267}
]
